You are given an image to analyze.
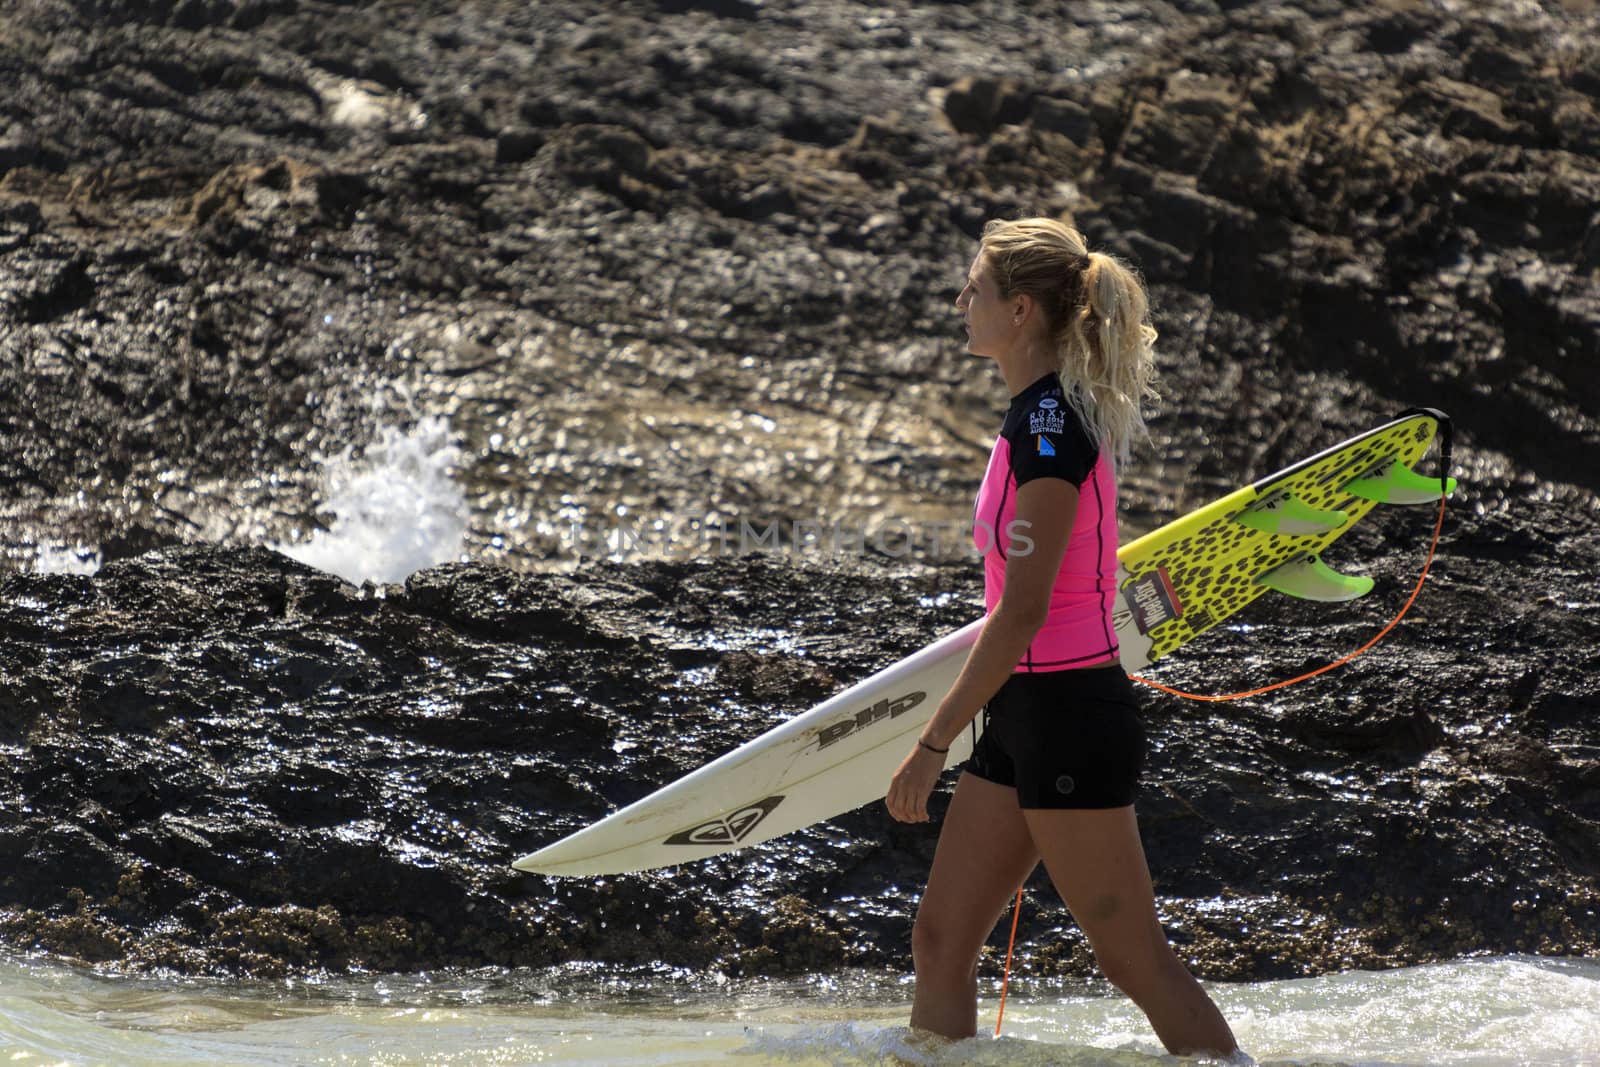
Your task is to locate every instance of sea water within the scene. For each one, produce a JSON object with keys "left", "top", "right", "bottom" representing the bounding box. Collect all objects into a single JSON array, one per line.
[{"left": 0, "top": 955, "right": 1595, "bottom": 1066}]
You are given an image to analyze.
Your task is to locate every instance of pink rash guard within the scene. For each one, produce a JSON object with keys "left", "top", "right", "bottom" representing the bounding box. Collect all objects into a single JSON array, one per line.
[{"left": 971, "top": 371, "right": 1120, "bottom": 672}]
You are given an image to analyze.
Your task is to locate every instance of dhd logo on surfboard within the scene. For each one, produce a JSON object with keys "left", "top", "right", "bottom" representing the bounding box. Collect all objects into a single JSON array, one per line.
[
  {"left": 812, "top": 691, "right": 927, "bottom": 751},
  {"left": 663, "top": 796, "right": 785, "bottom": 846}
]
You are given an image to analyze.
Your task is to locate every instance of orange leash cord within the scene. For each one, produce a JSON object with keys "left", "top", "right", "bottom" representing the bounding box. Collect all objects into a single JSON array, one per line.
[
  {"left": 993, "top": 491, "right": 1448, "bottom": 1036},
  {"left": 994, "top": 887, "right": 1024, "bottom": 1037},
  {"left": 1130, "top": 491, "right": 1447, "bottom": 702}
]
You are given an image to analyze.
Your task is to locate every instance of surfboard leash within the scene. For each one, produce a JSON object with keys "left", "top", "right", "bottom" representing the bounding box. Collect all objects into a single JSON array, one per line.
[
  {"left": 994, "top": 886, "right": 1025, "bottom": 1037},
  {"left": 1130, "top": 413, "right": 1453, "bottom": 704}
]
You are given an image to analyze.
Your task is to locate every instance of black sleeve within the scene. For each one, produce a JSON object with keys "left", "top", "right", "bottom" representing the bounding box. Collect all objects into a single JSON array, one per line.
[{"left": 1008, "top": 397, "right": 1099, "bottom": 488}]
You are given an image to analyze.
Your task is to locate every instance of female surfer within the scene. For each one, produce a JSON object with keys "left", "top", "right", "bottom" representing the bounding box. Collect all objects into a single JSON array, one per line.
[{"left": 885, "top": 217, "right": 1240, "bottom": 1057}]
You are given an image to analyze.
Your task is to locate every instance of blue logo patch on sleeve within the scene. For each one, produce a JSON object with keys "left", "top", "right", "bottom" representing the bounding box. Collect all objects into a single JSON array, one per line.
[{"left": 1037, "top": 434, "right": 1055, "bottom": 456}]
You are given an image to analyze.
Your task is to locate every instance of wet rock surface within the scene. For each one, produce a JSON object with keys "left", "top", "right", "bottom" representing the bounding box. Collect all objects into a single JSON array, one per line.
[{"left": 1, "top": 0, "right": 1598, "bottom": 980}]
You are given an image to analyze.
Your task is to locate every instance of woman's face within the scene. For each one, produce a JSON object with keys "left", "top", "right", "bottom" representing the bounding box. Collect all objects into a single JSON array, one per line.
[{"left": 955, "top": 252, "right": 1016, "bottom": 358}]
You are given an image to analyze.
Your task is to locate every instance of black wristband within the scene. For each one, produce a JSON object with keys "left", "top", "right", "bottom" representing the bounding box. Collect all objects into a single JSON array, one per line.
[{"left": 917, "top": 738, "right": 949, "bottom": 755}]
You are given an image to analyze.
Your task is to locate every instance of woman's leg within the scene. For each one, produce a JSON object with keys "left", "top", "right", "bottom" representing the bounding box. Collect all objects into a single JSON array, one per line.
[
  {"left": 1023, "top": 805, "right": 1238, "bottom": 1057},
  {"left": 910, "top": 771, "right": 1040, "bottom": 1038}
]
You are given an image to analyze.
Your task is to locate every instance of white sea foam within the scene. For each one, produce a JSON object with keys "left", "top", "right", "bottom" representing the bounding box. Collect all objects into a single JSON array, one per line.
[
  {"left": 273, "top": 415, "right": 466, "bottom": 586},
  {"left": 31, "top": 544, "right": 101, "bottom": 575},
  {"left": 0, "top": 955, "right": 1594, "bottom": 1065},
  {"left": 738, "top": 956, "right": 1600, "bottom": 1067}
]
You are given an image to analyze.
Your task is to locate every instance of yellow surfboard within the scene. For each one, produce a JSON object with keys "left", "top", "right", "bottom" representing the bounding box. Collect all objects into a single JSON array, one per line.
[{"left": 1116, "top": 408, "right": 1454, "bottom": 671}]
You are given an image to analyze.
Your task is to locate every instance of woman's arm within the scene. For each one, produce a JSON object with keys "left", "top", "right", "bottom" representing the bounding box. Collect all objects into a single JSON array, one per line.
[{"left": 885, "top": 477, "right": 1081, "bottom": 822}]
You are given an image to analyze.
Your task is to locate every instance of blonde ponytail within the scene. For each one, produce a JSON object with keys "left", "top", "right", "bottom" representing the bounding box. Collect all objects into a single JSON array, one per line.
[{"left": 980, "top": 220, "right": 1159, "bottom": 464}]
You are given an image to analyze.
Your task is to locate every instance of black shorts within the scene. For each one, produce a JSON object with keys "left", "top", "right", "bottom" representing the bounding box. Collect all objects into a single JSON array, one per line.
[{"left": 962, "top": 665, "right": 1144, "bottom": 809}]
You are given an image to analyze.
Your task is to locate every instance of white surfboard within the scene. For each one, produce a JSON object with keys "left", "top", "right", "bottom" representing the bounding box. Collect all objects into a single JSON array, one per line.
[{"left": 514, "top": 412, "right": 1452, "bottom": 877}]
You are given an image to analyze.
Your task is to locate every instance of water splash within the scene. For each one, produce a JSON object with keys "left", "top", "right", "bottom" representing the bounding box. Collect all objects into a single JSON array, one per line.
[{"left": 274, "top": 415, "right": 466, "bottom": 586}]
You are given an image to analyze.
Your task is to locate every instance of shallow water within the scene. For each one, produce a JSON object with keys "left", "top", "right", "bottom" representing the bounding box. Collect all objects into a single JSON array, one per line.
[{"left": 1, "top": 955, "right": 1595, "bottom": 1066}]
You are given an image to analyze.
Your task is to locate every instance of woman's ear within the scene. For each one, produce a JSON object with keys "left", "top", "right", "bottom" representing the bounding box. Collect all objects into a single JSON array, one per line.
[{"left": 1012, "top": 292, "right": 1033, "bottom": 325}]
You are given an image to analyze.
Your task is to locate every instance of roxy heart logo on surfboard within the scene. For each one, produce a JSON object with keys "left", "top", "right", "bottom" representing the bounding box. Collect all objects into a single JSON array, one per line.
[{"left": 664, "top": 797, "right": 785, "bottom": 846}]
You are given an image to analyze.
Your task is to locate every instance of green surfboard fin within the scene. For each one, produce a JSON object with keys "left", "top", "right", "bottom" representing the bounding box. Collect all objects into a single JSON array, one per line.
[
  {"left": 1344, "top": 458, "right": 1458, "bottom": 505},
  {"left": 1235, "top": 492, "right": 1348, "bottom": 536},
  {"left": 1257, "top": 554, "right": 1373, "bottom": 602}
]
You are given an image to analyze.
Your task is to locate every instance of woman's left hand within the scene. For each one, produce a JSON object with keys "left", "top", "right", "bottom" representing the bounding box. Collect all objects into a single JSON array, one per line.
[{"left": 885, "top": 743, "right": 947, "bottom": 823}]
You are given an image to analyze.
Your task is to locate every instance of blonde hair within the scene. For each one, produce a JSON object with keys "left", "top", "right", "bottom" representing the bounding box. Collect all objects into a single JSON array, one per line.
[{"left": 979, "top": 217, "right": 1159, "bottom": 463}]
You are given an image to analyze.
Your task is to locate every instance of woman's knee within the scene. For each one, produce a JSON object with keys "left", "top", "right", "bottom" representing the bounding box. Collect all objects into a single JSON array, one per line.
[{"left": 911, "top": 909, "right": 981, "bottom": 977}]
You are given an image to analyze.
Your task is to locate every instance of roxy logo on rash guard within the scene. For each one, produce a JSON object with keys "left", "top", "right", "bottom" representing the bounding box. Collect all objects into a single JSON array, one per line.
[
  {"left": 664, "top": 796, "right": 784, "bottom": 846},
  {"left": 1029, "top": 406, "right": 1066, "bottom": 435}
]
